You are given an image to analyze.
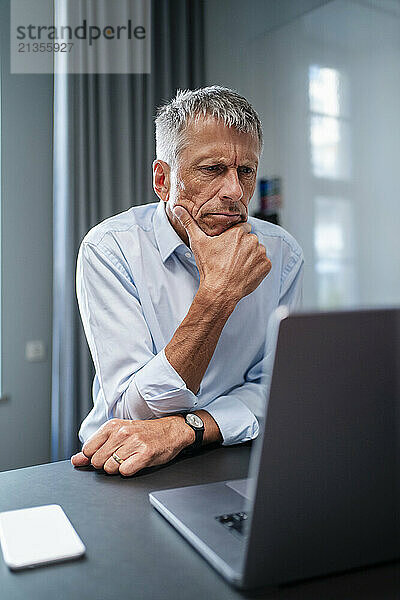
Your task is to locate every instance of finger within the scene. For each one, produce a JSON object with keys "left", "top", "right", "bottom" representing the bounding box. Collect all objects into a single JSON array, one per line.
[
  {"left": 91, "top": 437, "right": 128, "bottom": 470},
  {"left": 82, "top": 421, "right": 115, "bottom": 458},
  {"left": 118, "top": 452, "right": 151, "bottom": 477},
  {"left": 103, "top": 456, "right": 120, "bottom": 475},
  {"left": 173, "top": 206, "right": 205, "bottom": 242},
  {"left": 103, "top": 449, "right": 131, "bottom": 475},
  {"left": 249, "top": 232, "right": 260, "bottom": 245},
  {"left": 71, "top": 452, "right": 91, "bottom": 467}
]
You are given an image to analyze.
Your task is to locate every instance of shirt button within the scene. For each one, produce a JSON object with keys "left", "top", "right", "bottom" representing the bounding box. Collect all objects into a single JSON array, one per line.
[{"left": 185, "top": 251, "right": 192, "bottom": 258}]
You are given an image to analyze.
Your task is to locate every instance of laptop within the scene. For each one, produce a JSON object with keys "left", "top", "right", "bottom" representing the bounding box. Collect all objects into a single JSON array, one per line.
[{"left": 149, "top": 307, "right": 400, "bottom": 589}]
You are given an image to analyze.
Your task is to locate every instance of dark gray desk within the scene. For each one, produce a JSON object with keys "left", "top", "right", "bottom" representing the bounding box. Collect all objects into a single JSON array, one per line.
[{"left": 0, "top": 445, "right": 398, "bottom": 600}]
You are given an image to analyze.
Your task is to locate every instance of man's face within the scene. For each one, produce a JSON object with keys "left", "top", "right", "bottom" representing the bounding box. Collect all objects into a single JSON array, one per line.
[{"left": 166, "top": 116, "right": 259, "bottom": 238}]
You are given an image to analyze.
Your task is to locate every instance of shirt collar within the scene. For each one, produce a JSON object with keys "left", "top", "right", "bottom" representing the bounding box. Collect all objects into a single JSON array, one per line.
[{"left": 153, "top": 201, "right": 187, "bottom": 263}]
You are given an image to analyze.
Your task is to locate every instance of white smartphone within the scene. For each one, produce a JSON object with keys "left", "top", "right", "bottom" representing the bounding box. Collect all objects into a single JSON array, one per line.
[{"left": 0, "top": 504, "right": 86, "bottom": 570}]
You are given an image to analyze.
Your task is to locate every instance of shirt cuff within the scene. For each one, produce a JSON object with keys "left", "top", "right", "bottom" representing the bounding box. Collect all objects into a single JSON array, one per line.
[
  {"left": 133, "top": 348, "right": 198, "bottom": 417},
  {"left": 204, "top": 395, "right": 259, "bottom": 446}
]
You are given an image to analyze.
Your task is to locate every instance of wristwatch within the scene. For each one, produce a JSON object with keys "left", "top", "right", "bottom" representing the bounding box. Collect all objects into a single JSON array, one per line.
[{"left": 182, "top": 412, "right": 205, "bottom": 452}]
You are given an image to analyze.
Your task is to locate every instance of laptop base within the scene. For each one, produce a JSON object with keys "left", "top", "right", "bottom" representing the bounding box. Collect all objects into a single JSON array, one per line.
[{"left": 150, "top": 480, "right": 247, "bottom": 587}]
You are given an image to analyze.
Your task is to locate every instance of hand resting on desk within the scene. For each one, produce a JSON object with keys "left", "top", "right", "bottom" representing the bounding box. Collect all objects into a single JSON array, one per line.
[{"left": 71, "top": 410, "right": 220, "bottom": 476}]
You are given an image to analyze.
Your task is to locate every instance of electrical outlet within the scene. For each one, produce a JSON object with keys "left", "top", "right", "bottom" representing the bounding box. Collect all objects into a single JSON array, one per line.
[{"left": 25, "top": 340, "right": 46, "bottom": 362}]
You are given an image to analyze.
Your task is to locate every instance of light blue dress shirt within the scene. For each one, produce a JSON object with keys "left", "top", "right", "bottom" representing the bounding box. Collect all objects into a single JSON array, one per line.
[{"left": 76, "top": 201, "right": 304, "bottom": 445}]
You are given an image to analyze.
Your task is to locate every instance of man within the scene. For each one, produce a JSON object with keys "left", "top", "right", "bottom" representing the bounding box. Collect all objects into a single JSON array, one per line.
[{"left": 71, "top": 86, "right": 304, "bottom": 476}]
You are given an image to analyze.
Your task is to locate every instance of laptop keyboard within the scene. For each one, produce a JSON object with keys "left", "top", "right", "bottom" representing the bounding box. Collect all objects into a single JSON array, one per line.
[{"left": 215, "top": 511, "right": 248, "bottom": 535}]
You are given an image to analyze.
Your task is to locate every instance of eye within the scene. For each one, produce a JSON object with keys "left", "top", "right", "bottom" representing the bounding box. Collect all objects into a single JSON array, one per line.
[
  {"left": 201, "top": 165, "right": 223, "bottom": 173},
  {"left": 239, "top": 166, "right": 254, "bottom": 175}
]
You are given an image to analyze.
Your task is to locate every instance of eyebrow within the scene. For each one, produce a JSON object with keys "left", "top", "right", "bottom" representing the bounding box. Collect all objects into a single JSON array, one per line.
[{"left": 196, "top": 157, "right": 258, "bottom": 168}]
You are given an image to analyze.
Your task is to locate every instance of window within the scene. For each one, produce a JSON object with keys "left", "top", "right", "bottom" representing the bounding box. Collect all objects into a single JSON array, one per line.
[
  {"left": 309, "top": 65, "right": 351, "bottom": 180},
  {"left": 314, "top": 197, "right": 357, "bottom": 308},
  {"left": 309, "top": 65, "right": 357, "bottom": 308}
]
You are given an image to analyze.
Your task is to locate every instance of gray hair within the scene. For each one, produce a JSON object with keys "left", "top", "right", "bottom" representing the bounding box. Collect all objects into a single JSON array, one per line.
[{"left": 155, "top": 86, "right": 263, "bottom": 169}]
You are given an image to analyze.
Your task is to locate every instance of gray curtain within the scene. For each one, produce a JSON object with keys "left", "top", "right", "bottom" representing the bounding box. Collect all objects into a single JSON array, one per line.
[{"left": 52, "top": 0, "right": 205, "bottom": 460}]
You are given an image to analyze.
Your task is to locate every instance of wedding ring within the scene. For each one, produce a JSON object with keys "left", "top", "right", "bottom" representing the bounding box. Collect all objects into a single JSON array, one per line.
[{"left": 112, "top": 452, "right": 124, "bottom": 465}]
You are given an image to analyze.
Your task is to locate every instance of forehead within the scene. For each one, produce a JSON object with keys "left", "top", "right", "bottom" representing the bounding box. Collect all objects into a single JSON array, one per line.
[{"left": 180, "top": 116, "right": 260, "bottom": 164}]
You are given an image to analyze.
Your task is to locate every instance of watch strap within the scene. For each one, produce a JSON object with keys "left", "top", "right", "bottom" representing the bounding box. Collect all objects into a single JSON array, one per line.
[{"left": 182, "top": 413, "right": 204, "bottom": 453}]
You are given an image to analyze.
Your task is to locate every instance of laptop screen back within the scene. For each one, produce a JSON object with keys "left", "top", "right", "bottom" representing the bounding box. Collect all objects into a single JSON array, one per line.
[{"left": 243, "top": 308, "right": 400, "bottom": 588}]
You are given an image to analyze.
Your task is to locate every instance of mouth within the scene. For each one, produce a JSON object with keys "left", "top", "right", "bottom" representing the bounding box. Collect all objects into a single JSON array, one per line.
[{"left": 206, "top": 213, "right": 242, "bottom": 222}]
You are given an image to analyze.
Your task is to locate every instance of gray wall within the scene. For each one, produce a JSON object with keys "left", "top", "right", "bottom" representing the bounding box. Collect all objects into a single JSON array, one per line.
[
  {"left": 203, "top": 0, "right": 330, "bottom": 95},
  {"left": 0, "top": 0, "right": 53, "bottom": 471}
]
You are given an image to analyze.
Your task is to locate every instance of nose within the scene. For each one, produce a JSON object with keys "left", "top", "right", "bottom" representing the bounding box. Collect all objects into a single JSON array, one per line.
[{"left": 220, "top": 168, "right": 244, "bottom": 203}]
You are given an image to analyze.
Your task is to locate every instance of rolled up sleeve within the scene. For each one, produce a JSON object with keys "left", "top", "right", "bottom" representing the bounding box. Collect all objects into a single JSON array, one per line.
[
  {"left": 205, "top": 390, "right": 260, "bottom": 446},
  {"left": 203, "top": 355, "right": 268, "bottom": 446},
  {"left": 131, "top": 348, "right": 198, "bottom": 416}
]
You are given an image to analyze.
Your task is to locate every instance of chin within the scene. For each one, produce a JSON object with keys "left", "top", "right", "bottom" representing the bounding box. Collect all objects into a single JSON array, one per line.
[
  {"left": 206, "top": 221, "right": 240, "bottom": 236},
  {"left": 200, "top": 213, "right": 245, "bottom": 236},
  {"left": 208, "top": 226, "right": 229, "bottom": 236},
  {"left": 197, "top": 221, "right": 223, "bottom": 236}
]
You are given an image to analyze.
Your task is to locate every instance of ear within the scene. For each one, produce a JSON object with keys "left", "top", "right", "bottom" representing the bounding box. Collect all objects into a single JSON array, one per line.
[{"left": 153, "top": 160, "right": 171, "bottom": 202}]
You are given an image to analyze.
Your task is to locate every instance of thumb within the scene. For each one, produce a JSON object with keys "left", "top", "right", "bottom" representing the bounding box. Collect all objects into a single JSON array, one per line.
[
  {"left": 71, "top": 452, "right": 91, "bottom": 467},
  {"left": 173, "top": 206, "right": 205, "bottom": 241}
]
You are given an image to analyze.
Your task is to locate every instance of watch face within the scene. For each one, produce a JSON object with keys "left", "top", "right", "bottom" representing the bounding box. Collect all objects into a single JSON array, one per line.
[{"left": 186, "top": 413, "right": 203, "bottom": 429}]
